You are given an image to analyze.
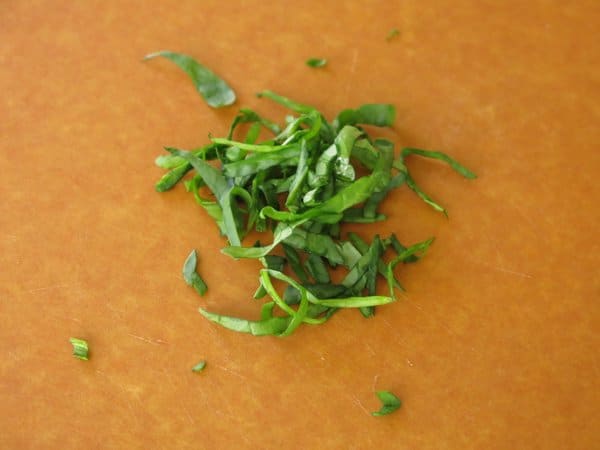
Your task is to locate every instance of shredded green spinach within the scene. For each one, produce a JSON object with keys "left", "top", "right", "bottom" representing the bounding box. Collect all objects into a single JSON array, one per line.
[{"left": 150, "top": 77, "right": 475, "bottom": 336}]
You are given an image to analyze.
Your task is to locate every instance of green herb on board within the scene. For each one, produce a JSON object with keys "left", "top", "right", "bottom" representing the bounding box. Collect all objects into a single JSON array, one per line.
[
  {"left": 386, "top": 28, "right": 400, "bottom": 41},
  {"left": 192, "top": 360, "right": 207, "bottom": 372},
  {"left": 69, "top": 337, "right": 89, "bottom": 361},
  {"left": 306, "top": 58, "right": 327, "bottom": 68},
  {"left": 183, "top": 249, "right": 208, "bottom": 296},
  {"left": 372, "top": 390, "right": 402, "bottom": 416},
  {"left": 144, "top": 51, "right": 236, "bottom": 107}
]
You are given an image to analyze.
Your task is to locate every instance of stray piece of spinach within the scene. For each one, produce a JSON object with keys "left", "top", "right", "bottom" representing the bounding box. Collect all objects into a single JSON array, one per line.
[
  {"left": 386, "top": 28, "right": 400, "bottom": 41},
  {"left": 183, "top": 250, "right": 208, "bottom": 296},
  {"left": 69, "top": 337, "right": 89, "bottom": 361},
  {"left": 144, "top": 51, "right": 236, "bottom": 108},
  {"left": 395, "top": 148, "right": 477, "bottom": 216},
  {"left": 192, "top": 360, "right": 207, "bottom": 372},
  {"left": 334, "top": 104, "right": 396, "bottom": 130},
  {"left": 151, "top": 83, "right": 476, "bottom": 337},
  {"left": 372, "top": 391, "right": 402, "bottom": 416},
  {"left": 306, "top": 58, "right": 327, "bottom": 68}
]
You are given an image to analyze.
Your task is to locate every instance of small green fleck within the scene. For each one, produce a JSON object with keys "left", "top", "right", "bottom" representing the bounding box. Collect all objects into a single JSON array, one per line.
[
  {"left": 372, "top": 390, "right": 401, "bottom": 416},
  {"left": 192, "top": 360, "right": 207, "bottom": 372},
  {"left": 306, "top": 58, "right": 327, "bottom": 68},
  {"left": 69, "top": 337, "right": 89, "bottom": 361},
  {"left": 386, "top": 28, "right": 400, "bottom": 41}
]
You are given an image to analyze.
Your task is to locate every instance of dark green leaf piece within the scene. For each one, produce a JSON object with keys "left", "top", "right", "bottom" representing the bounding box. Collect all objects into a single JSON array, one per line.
[
  {"left": 144, "top": 51, "right": 235, "bottom": 107},
  {"left": 304, "top": 254, "right": 330, "bottom": 284},
  {"left": 306, "top": 58, "right": 327, "bottom": 68},
  {"left": 283, "top": 283, "right": 346, "bottom": 305},
  {"left": 334, "top": 104, "right": 396, "bottom": 129},
  {"left": 282, "top": 243, "right": 310, "bottom": 283},
  {"left": 256, "top": 90, "right": 315, "bottom": 114},
  {"left": 372, "top": 391, "right": 401, "bottom": 416},
  {"left": 183, "top": 249, "right": 208, "bottom": 296}
]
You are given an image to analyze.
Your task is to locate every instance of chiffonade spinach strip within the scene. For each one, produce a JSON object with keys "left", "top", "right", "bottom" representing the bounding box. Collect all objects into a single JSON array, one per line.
[
  {"left": 144, "top": 51, "right": 235, "bottom": 107},
  {"left": 182, "top": 249, "right": 208, "bottom": 296},
  {"left": 386, "top": 237, "right": 435, "bottom": 298},
  {"left": 334, "top": 104, "right": 396, "bottom": 130}
]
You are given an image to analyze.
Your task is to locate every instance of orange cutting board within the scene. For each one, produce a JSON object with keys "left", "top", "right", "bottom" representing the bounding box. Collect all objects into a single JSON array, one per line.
[{"left": 1, "top": 1, "right": 598, "bottom": 449}]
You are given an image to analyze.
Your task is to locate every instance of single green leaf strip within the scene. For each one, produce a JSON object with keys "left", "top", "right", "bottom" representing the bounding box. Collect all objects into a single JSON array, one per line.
[
  {"left": 372, "top": 391, "right": 402, "bottom": 416},
  {"left": 389, "top": 234, "right": 419, "bottom": 263},
  {"left": 401, "top": 148, "right": 477, "bottom": 179},
  {"left": 405, "top": 173, "right": 448, "bottom": 216},
  {"left": 334, "top": 104, "right": 396, "bottom": 129},
  {"left": 396, "top": 147, "right": 476, "bottom": 215},
  {"left": 192, "top": 360, "right": 207, "bottom": 372},
  {"left": 264, "top": 269, "right": 393, "bottom": 309},
  {"left": 304, "top": 254, "right": 330, "bottom": 284},
  {"left": 306, "top": 58, "right": 327, "bottom": 68},
  {"left": 144, "top": 51, "right": 236, "bottom": 107},
  {"left": 256, "top": 90, "right": 315, "bottom": 114},
  {"left": 199, "top": 307, "right": 292, "bottom": 336},
  {"left": 69, "top": 337, "right": 89, "bottom": 361},
  {"left": 282, "top": 244, "right": 310, "bottom": 283},
  {"left": 211, "top": 138, "right": 293, "bottom": 153},
  {"left": 386, "top": 238, "right": 435, "bottom": 298},
  {"left": 183, "top": 249, "right": 208, "bottom": 296}
]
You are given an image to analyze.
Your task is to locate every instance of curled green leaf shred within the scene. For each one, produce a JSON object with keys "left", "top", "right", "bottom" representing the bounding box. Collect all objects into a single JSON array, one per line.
[{"left": 144, "top": 51, "right": 235, "bottom": 108}]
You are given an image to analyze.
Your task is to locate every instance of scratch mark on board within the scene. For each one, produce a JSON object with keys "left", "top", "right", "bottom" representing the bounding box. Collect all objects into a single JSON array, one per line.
[
  {"left": 350, "top": 394, "right": 371, "bottom": 416},
  {"left": 371, "top": 374, "right": 380, "bottom": 392},
  {"left": 492, "top": 265, "right": 533, "bottom": 278},
  {"left": 214, "top": 364, "right": 250, "bottom": 382},
  {"left": 343, "top": 48, "right": 360, "bottom": 101},
  {"left": 26, "top": 283, "right": 73, "bottom": 293},
  {"left": 128, "top": 333, "right": 167, "bottom": 345}
]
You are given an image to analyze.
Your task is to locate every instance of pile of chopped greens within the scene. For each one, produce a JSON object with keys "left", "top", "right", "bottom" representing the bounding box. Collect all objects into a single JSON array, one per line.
[{"left": 149, "top": 52, "right": 476, "bottom": 337}]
